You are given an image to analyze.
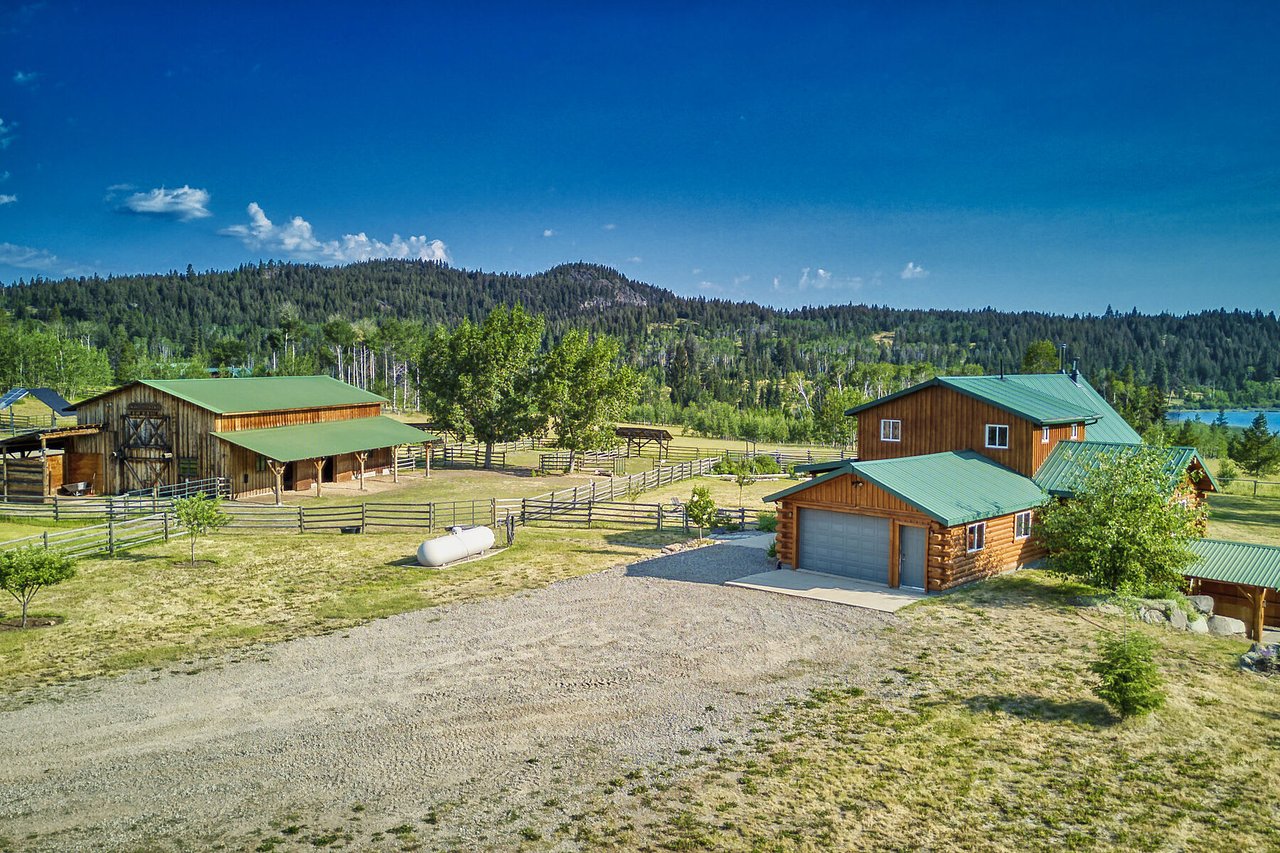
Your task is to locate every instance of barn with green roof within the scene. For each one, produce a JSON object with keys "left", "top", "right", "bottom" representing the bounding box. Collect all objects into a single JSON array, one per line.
[
  {"left": 766, "top": 371, "right": 1216, "bottom": 593},
  {"left": 65, "top": 376, "right": 435, "bottom": 500}
]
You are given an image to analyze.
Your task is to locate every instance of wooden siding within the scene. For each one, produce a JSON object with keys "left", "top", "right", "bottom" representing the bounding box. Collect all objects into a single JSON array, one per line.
[
  {"left": 854, "top": 384, "right": 1086, "bottom": 478},
  {"left": 213, "top": 404, "right": 383, "bottom": 432},
  {"left": 931, "top": 511, "right": 1045, "bottom": 591},
  {"left": 774, "top": 474, "right": 1043, "bottom": 592},
  {"left": 69, "top": 385, "right": 393, "bottom": 496},
  {"left": 1192, "top": 580, "right": 1280, "bottom": 630},
  {"left": 64, "top": 452, "right": 102, "bottom": 490}
]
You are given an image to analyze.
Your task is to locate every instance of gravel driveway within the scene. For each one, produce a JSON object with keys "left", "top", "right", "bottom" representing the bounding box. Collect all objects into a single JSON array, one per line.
[{"left": 0, "top": 543, "right": 893, "bottom": 850}]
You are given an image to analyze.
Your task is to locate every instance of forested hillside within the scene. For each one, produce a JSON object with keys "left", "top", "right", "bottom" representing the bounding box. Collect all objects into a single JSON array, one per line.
[{"left": 2, "top": 260, "right": 1278, "bottom": 442}]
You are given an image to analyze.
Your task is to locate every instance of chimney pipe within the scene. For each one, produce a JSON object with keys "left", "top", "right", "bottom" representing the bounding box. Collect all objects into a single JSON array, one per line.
[{"left": 1070, "top": 359, "right": 1080, "bottom": 384}]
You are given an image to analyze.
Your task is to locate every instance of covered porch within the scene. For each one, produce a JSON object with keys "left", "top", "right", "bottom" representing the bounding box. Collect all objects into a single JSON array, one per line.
[{"left": 1185, "top": 538, "right": 1280, "bottom": 641}]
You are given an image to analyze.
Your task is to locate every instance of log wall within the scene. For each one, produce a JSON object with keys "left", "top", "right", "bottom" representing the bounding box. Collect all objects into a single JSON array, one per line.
[
  {"left": 931, "top": 511, "right": 1046, "bottom": 591},
  {"left": 1193, "top": 580, "right": 1280, "bottom": 629},
  {"left": 854, "top": 385, "right": 1086, "bottom": 478}
]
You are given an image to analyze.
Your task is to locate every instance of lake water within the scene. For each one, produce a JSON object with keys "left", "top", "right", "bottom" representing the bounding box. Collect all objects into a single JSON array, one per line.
[{"left": 1166, "top": 409, "right": 1280, "bottom": 428}]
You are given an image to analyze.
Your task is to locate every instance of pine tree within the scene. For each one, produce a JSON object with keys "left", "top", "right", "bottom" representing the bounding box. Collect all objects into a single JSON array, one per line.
[{"left": 1228, "top": 412, "right": 1280, "bottom": 476}]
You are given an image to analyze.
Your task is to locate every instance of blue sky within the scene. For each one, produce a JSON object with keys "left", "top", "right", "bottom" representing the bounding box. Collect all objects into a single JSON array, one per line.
[{"left": 1, "top": 2, "right": 1278, "bottom": 313}]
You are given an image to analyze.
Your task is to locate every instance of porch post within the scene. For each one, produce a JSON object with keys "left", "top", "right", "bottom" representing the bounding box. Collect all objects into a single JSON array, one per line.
[
  {"left": 424, "top": 442, "right": 431, "bottom": 479},
  {"left": 355, "top": 451, "right": 368, "bottom": 491},
  {"left": 267, "top": 459, "right": 286, "bottom": 506},
  {"left": 392, "top": 445, "right": 400, "bottom": 483},
  {"left": 312, "top": 458, "right": 324, "bottom": 497}
]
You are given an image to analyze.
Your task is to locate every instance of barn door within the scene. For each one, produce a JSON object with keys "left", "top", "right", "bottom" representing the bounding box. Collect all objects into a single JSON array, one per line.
[{"left": 118, "top": 403, "right": 173, "bottom": 491}]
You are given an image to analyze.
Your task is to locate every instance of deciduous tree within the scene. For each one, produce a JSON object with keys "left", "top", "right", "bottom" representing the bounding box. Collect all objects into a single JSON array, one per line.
[
  {"left": 172, "top": 493, "right": 231, "bottom": 566},
  {"left": 1228, "top": 412, "right": 1280, "bottom": 477},
  {"left": 538, "top": 329, "right": 639, "bottom": 472},
  {"left": 0, "top": 547, "right": 76, "bottom": 628}
]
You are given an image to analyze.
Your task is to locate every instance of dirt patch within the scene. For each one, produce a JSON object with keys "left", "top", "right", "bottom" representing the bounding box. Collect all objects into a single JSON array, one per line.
[
  {"left": 0, "top": 544, "right": 893, "bottom": 850},
  {"left": 0, "top": 615, "right": 63, "bottom": 630}
]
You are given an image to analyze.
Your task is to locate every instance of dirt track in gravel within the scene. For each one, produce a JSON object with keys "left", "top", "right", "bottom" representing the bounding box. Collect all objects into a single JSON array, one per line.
[{"left": 0, "top": 544, "right": 892, "bottom": 850}]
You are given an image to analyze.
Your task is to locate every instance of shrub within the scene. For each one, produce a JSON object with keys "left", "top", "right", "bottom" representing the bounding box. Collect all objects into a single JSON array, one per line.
[
  {"left": 685, "top": 485, "right": 718, "bottom": 540},
  {"left": 752, "top": 454, "right": 782, "bottom": 474},
  {"left": 1216, "top": 458, "right": 1239, "bottom": 488},
  {"left": 756, "top": 511, "right": 778, "bottom": 532},
  {"left": 1090, "top": 631, "right": 1165, "bottom": 718},
  {"left": 766, "top": 540, "right": 777, "bottom": 559}
]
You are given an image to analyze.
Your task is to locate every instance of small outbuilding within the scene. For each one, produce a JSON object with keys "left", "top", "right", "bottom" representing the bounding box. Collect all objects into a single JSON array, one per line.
[
  {"left": 616, "top": 426, "right": 673, "bottom": 457},
  {"left": 1185, "top": 539, "right": 1280, "bottom": 640}
]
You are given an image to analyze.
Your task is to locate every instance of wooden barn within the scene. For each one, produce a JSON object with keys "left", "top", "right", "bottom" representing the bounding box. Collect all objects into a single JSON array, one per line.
[
  {"left": 765, "top": 373, "right": 1217, "bottom": 592},
  {"left": 62, "top": 376, "right": 434, "bottom": 499}
]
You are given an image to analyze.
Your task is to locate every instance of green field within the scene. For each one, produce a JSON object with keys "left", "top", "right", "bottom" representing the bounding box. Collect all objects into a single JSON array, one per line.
[
  {"left": 560, "top": 571, "right": 1277, "bottom": 851},
  {"left": 0, "top": 525, "right": 687, "bottom": 694}
]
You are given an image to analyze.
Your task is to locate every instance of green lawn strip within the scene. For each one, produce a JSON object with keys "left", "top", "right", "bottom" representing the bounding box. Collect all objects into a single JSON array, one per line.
[
  {"left": 556, "top": 571, "right": 1276, "bottom": 851},
  {"left": 0, "top": 517, "right": 96, "bottom": 542},
  {"left": 0, "top": 526, "right": 685, "bottom": 694},
  {"left": 1206, "top": 493, "right": 1280, "bottom": 546},
  {"left": 631, "top": 474, "right": 792, "bottom": 513}
]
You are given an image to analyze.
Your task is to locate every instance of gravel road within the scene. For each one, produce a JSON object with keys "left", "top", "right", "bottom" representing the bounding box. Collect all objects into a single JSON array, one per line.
[{"left": 0, "top": 543, "right": 892, "bottom": 850}]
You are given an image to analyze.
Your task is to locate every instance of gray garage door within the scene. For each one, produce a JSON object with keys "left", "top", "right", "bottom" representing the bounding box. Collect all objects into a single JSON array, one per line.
[{"left": 797, "top": 509, "right": 890, "bottom": 583}]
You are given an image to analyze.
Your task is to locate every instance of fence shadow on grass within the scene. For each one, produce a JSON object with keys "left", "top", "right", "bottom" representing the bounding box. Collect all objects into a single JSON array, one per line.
[{"left": 962, "top": 693, "right": 1115, "bottom": 726}]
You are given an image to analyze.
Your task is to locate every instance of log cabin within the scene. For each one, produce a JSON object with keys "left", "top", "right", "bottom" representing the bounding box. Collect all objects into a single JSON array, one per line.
[
  {"left": 765, "top": 372, "right": 1218, "bottom": 593},
  {"left": 53, "top": 376, "right": 435, "bottom": 500}
]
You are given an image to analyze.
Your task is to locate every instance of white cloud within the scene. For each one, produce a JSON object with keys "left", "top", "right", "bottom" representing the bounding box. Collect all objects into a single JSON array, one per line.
[
  {"left": 698, "top": 280, "right": 723, "bottom": 293},
  {"left": 0, "top": 170, "right": 9, "bottom": 182},
  {"left": 12, "top": 70, "right": 38, "bottom": 85},
  {"left": 120, "top": 185, "right": 212, "bottom": 221},
  {"left": 691, "top": 267, "right": 702, "bottom": 275},
  {"left": 221, "top": 202, "right": 449, "bottom": 264},
  {"left": 733, "top": 274, "right": 751, "bottom": 286},
  {"left": 602, "top": 223, "right": 617, "bottom": 231},
  {"left": 772, "top": 276, "right": 781, "bottom": 290},
  {"left": 0, "top": 193, "right": 15, "bottom": 205},
  {"left": 0, "top": 116, "right": 15, "bottom": 149},
  {"left": 542, "top": 228, "right": 557, "bottom": 237},
  {"left": 816, "top": 268, "right": 832, "bottom": 282},
  {"left": 0, "top": 241, "right": 58, "bottom": 270},
  {"left": 626, "top": 256, "right": 642, "bottom": 263},
  {"left": 796, "top": 266, "right": 862, "bottom": 292},
  {"left": 900, "top": 261, "right": 929, "bottom": 280}
]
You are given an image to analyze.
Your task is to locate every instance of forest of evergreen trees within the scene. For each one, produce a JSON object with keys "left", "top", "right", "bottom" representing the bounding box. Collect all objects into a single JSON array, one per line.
[{"left": 2, "top": 260, "right": 1277, "bottom": 443}]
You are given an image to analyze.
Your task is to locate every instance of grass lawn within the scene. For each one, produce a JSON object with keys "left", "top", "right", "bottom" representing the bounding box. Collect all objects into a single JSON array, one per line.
[
  {"left": 636, "top": 473, "right": 794, "bottom": 512},
  {"left": 1206, "top": 493, "right": 1280, "bottom": 545},
  {"left": 0, "top": 516, "right": 88, "bottom": 543},
  {"left": 617, "top": 422, "right": 848, "bottom": 456},
  {"left": 0, "top": 525, "right": 687, "bottom": 695},
  {"left": 555, "top": 571, "right": 1278, "bottom": 851}
]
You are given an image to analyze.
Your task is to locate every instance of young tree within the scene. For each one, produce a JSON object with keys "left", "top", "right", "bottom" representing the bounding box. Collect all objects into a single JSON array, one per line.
[
  {"left": 419, "top": 305, "right": 544, "bottom": 469},
  {"left": 1036, "top": 446, "right": 1205, "bottom": 594},
  {"left": 1228, "top": 412, "right": 1280, "bottom": 477},
  {"left": 1021, "top": 339, "right": 1060, "bottom": 373},
  {"left": 1090, "top": 629, "right": 1165, "bottom": 718},
  {"left": 172, "top": 493, "right": 231, "bottom": 565},
  {"left": 538, "top": 329, "right": 639, "bottom": 472},
  {"left": 732, "top": 460, "right": 756, "bottom": 508},
  {"left": 0, "top": 547, "right": 76, "bottom": 628},
  {"left": 685, "top": 485, "right": 718, "bottom": 541}
]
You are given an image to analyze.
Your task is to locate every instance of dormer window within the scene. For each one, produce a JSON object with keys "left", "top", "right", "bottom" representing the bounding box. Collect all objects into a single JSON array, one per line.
[
  {"left": 1071, "top": 423, "right": 1079, "bottom": 440},
  {"left": 985, "top": 424, "right": 1009, "bottom": 449},
  {"left": 880, "top": 419, "right": 901, "bottom": 442},
  {"left": 1042, "top": 427, "right": 1050, "bottom": 443}
]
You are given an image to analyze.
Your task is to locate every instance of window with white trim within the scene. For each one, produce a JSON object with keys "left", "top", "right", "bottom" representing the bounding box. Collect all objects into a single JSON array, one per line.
[
  {"left": 1014, "top": 510, "right": 1033, "bottom": 540},
  {"left": 880, "top": 418, "right": 901, "bottom": 442},
  {"left": 966, "top": 522, "right": 986, "bottom": 552},
  {"left": 1042, "top": 426, "right": 1050, "bottom": 443},
  {"left": 985, "top": 424, "right": 1009, "bottom": 449},
  {"left": 1071, "top": 423, "right": 1079, "bottom": 440}
]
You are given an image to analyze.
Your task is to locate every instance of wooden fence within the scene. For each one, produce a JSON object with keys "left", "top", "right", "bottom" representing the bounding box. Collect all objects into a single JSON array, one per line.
[
  {"left": 537, "top": 447, "right": 625, "bottom": 473},
  {"left": 0, "top": 513, "right": 176, "bottom": 558},
  {"left": 0, "top": 457, "right": 727, "bottom": 557}
]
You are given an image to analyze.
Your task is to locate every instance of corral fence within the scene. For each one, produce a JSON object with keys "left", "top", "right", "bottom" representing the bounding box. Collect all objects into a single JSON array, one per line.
[
  {"left": 0, "top": 413, "right": 77, "bottom": 435},
  {"left": 537, "top": 447, "right": 626, "bottom": 473},
  {"left": 0, "top": 457, "right": 729, "bottom": 558}
]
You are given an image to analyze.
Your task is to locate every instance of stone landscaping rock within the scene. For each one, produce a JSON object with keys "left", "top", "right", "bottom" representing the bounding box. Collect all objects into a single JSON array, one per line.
[
  {"left": 1140, "top": 607, "right": 1168, "bottom": 626},
  {"left": 1208, "top": 615, "right": 1247, "bottom": 637},
  {"left": 1168, "top": 607, "right": 1189, "bottom": 630},
  {"left": 1187, "top": 595, "right": 1214, "bottom": 616},
  {"left": 1095, "top": 603, "right": 1124, "bottom": 616},
  {"left": 1188, "top": 617, "right": 1209, "bottom": 634}
]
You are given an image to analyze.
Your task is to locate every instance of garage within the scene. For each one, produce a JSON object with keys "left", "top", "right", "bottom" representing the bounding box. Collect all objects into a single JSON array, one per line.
[{"left": 797, "top": 508, "right": 890, "bottom": 583}]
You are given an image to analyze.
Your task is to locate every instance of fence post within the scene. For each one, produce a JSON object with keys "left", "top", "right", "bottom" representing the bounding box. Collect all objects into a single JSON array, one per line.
[
  {"left": 491, "top": 497, "right": 497, "bottom": 527},
  {"left": 1255, "top": 480, "right": 1259, "bottom": 497},
  {"left": 107, "top": 510, "right": 115, "bottom": 557},
  {"left": 586, "top": 500, "right": 593, "bottom": 528},
  {"left": 42, "top": 530, "right": 49, "bottom": 550},
  {"left": 521, "top": 498, "right": 526, "bottom": 526},
  {"left": 54, "top": 497, "right": 59, "bottom": 522},
  {"left": 657, "top": 503, "right": 664, "bottom": 531},
  {"left": 298, "top": 505, "right": 305, "bottom": 534},
  {"left": 361, "top": 502, "right": 368, "bottom": 533},
  {"left": 163, "top": 511, "right": 170, "bottom": 542}
]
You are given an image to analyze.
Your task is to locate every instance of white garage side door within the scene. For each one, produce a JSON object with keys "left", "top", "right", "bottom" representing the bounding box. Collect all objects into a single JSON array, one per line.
[{"left": 797, "top": 509, "right": 891, "bottom": 583}]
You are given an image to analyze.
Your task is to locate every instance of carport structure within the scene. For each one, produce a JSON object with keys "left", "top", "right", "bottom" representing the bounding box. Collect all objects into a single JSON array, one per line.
[{"left": 1185, "top": 539, "right": 1280, "bottom": 641}]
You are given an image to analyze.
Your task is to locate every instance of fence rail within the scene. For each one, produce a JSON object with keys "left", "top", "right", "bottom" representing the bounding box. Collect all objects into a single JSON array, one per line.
[{"left": 0, "top": 456, "right": 731, "bottom": 558}]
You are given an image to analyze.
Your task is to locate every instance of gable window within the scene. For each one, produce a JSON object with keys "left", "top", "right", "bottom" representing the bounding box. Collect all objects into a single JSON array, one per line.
[
  {"left": 177, "top": 456, "right": 198, "bottom": 480},
  {"left": 1042, "top": 426, "right": 1050, "bottom": 443},
  {"left": 1071, "top": 423, "right": 1079, "bottom": 440},
  {"left": 985, "top": 424, "right": 1009, "bottom": 449},
  {"left": 1014, "top": 510, "right": 1033, "bottom": 540},
  {"left": 966, "top": 522, "right": 986, "bottom": 552},
  {"left": 880, "top": 418, "right": 901, "bottom": 442}
]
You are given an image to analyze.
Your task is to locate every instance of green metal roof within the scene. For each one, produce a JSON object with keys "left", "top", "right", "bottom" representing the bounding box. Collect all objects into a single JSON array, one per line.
[
  {"left": 1186, "top": 539, "right": 1280, "bottom": 590},
  {"left": 842, "top": 373, "right": 1141, "bottom": 443},
  {"left": 765, "top": 451, "right": 1047, "bottom": 527},
  {"left": 77, "top": 376, "right": 387, "bottom": 414},
  {"left": 212, "top": 416, "right": 435, "bottom": 462},
  {"left": 1034, "top": 441, "right": 1218, "bottom": 496},
  {"left": 792, "top": 459, "right": 852, "bottom": 474}
]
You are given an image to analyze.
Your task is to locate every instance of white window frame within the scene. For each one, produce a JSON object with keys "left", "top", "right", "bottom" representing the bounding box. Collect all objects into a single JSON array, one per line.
[
  {"left": 1014, "top": 510, "right": 1033, "bottom": 540},
  {"left": 1042, "top": 426, "right": 1050, "bottom": 444},
  {"left": 1071, "top": 423, "right": 1079, "bottom": 440},
  {"left": 966, "top": 522, "right": 986, "bottom": 553},
  {"left": 985, "top": 424, "right": 1009, "bottom": 449},
  {"left": 880, "top": 418, "right": 901, "bottom": 442}
]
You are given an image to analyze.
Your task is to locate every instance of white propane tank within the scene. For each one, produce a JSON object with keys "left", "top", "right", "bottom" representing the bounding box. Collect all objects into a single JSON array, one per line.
[{"left": 416, "top": 526, "right": 496, "bottom": 567}]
